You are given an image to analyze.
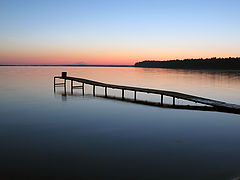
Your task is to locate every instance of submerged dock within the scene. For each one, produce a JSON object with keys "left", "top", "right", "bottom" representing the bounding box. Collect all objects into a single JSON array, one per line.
[{"left": 54, "top": 72, "right": 240, "bottom": 114}]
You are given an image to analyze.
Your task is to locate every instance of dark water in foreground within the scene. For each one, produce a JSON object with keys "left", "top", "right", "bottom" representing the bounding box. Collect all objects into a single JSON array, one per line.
[{"left": 0, "top": 67, "right": 240, "bottom": 179}]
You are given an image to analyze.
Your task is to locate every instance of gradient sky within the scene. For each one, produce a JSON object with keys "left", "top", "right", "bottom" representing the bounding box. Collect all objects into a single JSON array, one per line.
[{"left": 0, "top": 0, "right": 240, "bottom": 65}]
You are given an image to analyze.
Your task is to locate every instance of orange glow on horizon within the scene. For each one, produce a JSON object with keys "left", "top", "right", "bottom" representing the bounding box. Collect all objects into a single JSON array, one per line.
[{"left": 1, "top": 46, "right": 240, "bottom": 65}]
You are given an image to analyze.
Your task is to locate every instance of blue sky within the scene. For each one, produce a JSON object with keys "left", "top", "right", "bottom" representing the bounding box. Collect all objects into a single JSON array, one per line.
[{"left": 0, "top": 0, "right": 240, "bottom": 64}]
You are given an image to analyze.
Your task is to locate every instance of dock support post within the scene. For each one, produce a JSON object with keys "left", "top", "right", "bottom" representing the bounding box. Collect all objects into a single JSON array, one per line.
[
  {"left": 54, "top": 77, "right": 56, "bottom": 92},
  {"left": 71, "top": 80, "right": 73, "bottom": 94},
  {"left": 105, "top": 87, "right": 107, "bottom": 97},
  {"left": 161, "top": 94, "right": 163, "bottom": 105},
  {"left": 122, "top": 89, "right": 124, "bottom": 100},
  {"left": 93, "top": 85, "right": 95, "bottom": 96},
  {"left": 82, "top": 83, "right": 84, "bottom": 96},
  {"left": 64, "top": 79, "right": 66, "bottom": 95},
  {"left": 134, "top": 91, "right": 136, "bottom": 101},
  {"left": 173, "top": 97, "right": 175, "bottom": 106}
]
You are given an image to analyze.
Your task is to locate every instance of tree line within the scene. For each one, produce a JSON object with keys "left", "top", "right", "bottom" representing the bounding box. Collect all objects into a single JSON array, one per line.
[{"left": 135, "top": 57, "right": 240, "bottom": 70}]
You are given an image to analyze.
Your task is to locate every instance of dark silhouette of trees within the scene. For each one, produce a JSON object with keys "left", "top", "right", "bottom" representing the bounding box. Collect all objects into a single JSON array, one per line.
[{"left": 135, "top": 57, "right": 240, "bottom": 70}]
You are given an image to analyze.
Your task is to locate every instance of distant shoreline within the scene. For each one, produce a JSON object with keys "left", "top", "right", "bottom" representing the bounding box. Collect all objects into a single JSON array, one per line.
[
  {"left": 135, "top": 57, "right": 240, "bottom": 70},
  {"left": 0, "top": 65, "right": 134, "bottom": 67},
  {"left": 2, "top": 57, "right": 240, "bottom": 71}
]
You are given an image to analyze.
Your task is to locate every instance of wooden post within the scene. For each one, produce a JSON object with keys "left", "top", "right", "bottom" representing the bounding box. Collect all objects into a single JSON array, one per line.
[
  {"left": 93, "top": 85, "right": 95, "bottom": 96},
  {"left": 62, "top": 72, "right": 67, "bottom": 78},
  {"left": 122, "top": 89, "right": 124, "bottom": 99},
  {"left": 64, "top": 79, "right": 66, "bottom": 96},
  {"left": 64, "top": 79, "right": 66, "bottom": 90},
  {"left": 71, "top": 80, "right": 73, "bottom": 94},
  {"left": 161, "top": 94, "right": 163, "bottom": 105},
  {"left": 54, "top": 77, "right": 56, "bottom": 92},
  {"left": 134, "top": 91, "right": 136, "bottom": 101},
  {"left": 173, "top": 97, "right": 175, "bottom": 106},
  {"left": 105, "top": 87, "right": 107, "bottom": 97},
  {"left": 82, "top": 83, "right": 85, "bottom": 96}
]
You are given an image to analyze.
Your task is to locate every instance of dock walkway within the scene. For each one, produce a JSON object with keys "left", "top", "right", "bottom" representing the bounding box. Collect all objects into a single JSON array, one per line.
[{"left": 54, "top": 72, "right": 240, "bottom": 113}]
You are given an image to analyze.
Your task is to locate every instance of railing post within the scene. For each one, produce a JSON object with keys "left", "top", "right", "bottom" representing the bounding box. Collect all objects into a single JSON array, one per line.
[
  {"left": 122, "top": 89, "right": 124, "bottom": 100},
  {"left": 62, "top": 72, "right": 67, "bottom": 78},
  {"left": 134, "top": 91, "right": 136, "bottom": 101},
  {"left": 173, "top": 97, "right": 175, "bottom": 106}
]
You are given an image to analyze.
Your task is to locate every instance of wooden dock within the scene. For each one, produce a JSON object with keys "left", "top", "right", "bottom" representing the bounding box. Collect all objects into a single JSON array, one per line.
[{"left": 54, "top": 72, "right": 240, "bottom": 114}]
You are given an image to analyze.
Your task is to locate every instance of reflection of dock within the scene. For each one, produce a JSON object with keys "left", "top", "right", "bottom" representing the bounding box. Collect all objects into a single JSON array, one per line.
[{"left": 54, "top": 72, "right": 240, "bottom": 114}]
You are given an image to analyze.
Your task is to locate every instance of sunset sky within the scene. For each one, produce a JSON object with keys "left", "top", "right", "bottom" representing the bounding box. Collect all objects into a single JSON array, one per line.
[{"left": 0, "top": 0, "right": 240, "bottom": 65}]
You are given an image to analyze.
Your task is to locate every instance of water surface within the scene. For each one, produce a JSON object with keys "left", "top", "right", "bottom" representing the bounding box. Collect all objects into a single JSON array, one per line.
[{"left": 0, "top": 67, "right": 240, "bottom": 179}]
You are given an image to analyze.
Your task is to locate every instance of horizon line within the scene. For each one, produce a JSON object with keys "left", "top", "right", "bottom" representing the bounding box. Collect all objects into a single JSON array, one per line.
[{"left": 0, "top": 64, "right": 134, "bottom": 67}]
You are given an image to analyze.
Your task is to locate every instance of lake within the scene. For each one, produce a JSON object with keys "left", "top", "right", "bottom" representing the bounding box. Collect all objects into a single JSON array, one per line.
[{"left": 0, "top": 67, "right": 240, "bottom": 179}]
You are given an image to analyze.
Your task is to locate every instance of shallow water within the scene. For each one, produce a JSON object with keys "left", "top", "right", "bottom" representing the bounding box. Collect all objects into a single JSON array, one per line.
[{"left": 0, "top": 67, "right": 240, "bottom": 179}]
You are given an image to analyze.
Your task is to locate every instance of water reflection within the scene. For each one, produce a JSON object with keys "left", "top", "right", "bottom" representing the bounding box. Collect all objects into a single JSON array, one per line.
[
  {"left": 54, "top": 90, "right": 240, "bottom": 115},
  {"left": 1, "top": 66, "right": 240, "bottom": 104},
  {"left": 1, "top": 67, "right": 240, "bottom": 179}
]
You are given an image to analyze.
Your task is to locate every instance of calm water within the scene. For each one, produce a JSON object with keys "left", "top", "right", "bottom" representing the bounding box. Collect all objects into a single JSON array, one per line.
[{"left": 0, "top": 67, "right": 240, "bottom": 179}]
